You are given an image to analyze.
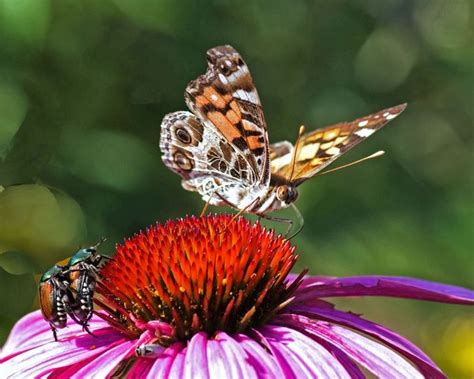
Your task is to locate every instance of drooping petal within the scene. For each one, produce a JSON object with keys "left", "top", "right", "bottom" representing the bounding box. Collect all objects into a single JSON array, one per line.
[
  {"left": 313, "top": 339, "right": 366, "bottom": 379},
  {"left": 294, "top": 275, "right": 474, "bottom": 304},
  {"left": 0, "top": 310, "right": 111, "bottom": 357},
  {"left": 204, "top": 338, "right": 227, "bottom": 378},
  {"left": 47, "top": 356, "right": 99, "bottom": 379},
  {"left": 167, "top": 347, "right": 186, "bottom": 378},
  {"left": 234, "top": 334, "right": 283, "bottom": 378},
  {"left": 275, "top": 314, "right": 443, "bottom": 379},
  {"left": 288, "top": 304, "right": 446, "bottom": 378},
  {"left": 207, "top": 332, "right": 259, "bottom": 379},
  {"left": 0, "top": 327, "right": 128, "bottom": 378},
  {"left": 146, "top": 343, "right": 185, "bottom": 378},
  {"left": 127, "top": 358, "right": 156, "bottom": 378},
  {"left": 183, "top": 332, "right": 209, "bottom": 379},
  {"left": 70, "top": 339, "right": 136, "bottom": 378},
  {"left": 257, "top": 325, "right": 354, "bottom": 378}
]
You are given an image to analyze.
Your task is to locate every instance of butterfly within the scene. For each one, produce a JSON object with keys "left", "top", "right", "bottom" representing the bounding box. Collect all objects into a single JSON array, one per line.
[{"left": 160, "top": 45, "right": 406, "bottom": 218}]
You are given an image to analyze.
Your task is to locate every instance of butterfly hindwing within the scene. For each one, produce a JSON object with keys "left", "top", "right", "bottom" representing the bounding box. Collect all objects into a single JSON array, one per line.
[
  {"left": 270, "top": 104, "right": 407, "bottom": 185},
  {"left": 160, "top": 111, "right": 257, "bottom": 205}
]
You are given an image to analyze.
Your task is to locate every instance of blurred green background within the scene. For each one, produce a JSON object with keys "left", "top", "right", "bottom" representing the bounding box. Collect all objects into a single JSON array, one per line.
[{"left": 0, "top": 0, "right": 472, "bottom": 376}]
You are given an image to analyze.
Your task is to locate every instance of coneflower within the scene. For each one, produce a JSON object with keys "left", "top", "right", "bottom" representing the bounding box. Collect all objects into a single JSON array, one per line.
[{"left": 1, "top": 215, "right": 473, "bottom": 378}]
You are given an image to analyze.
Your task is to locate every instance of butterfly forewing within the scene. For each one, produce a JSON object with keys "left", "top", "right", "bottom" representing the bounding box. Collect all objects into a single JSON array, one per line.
[
  {"left": 184, "top": 45, "right": 270, "bottom": 185},
  {"left": 270, "top": 104, "right": 407, "bottom": 185}
]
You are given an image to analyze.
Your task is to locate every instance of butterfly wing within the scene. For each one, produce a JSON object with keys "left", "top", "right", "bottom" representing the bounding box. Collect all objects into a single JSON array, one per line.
[
  {"left": 270, "top": 104, "right": 407, "bottom": 185},
  {"left": 184, "top": 45, "right": 270, "bottom": 186},
  {"left": 160, "top": 111, "right": 255, "bottom": 203}
]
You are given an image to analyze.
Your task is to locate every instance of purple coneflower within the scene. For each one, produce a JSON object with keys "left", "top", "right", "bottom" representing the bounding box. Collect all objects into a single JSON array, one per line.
[{"left": 1, "top": 215, "right": 472, "bottom": 378}]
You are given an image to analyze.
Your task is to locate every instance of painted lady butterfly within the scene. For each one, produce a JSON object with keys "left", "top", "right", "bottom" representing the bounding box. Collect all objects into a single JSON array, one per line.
[{"left": 160, "top": 45, "right": 406, "bottom": 217}]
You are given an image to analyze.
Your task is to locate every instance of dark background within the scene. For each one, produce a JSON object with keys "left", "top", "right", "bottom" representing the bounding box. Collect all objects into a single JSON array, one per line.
[{"left": 0, "top": 1, "right": 472, "bottom": 376}]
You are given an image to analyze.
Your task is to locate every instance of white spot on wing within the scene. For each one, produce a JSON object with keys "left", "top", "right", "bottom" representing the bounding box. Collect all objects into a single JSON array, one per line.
[
  {"left": 385, "top": 113, "right": 397, "bottom": 120},
  {"left": 299, "top": 144, "right": 320, "bottom": 160},
  {"left": 218, "top": 73, "right": 228, "bottom": 84},
  {"left": 358, "top": 120, "right": 368, "bottom": 127},
  {"left": 326, "top": 146, "right": 341, "bottom": 155},
  {"left": 246, "top": 90, "right": 259, "bottom": 104},
  {"left": 271, "top": 153, "right": 292, "bottom": 170},
  {"left": 234, "top": 89, "right": 248, "bottom": 101},
  {"left": 356, "top": 128, "right": 375, "bottom": 137}
]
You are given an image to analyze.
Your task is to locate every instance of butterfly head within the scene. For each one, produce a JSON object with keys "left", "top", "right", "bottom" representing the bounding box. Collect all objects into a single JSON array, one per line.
[{"left": 275, "top": 184, "right": 299, "bottom": 205}]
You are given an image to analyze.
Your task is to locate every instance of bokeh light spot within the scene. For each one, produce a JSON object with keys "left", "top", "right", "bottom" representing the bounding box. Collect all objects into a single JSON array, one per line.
[
  {"left": 355, "top": 27, "right": 417, "bottom": 92},
  {"left": 0, "top": 81, "right": 28, "bottom": 159},
  {"left": 0, "top": 0, "right": 51, "bottom": 46},
  {"left": 58, "top": 129, "right": 157, "bottom": 193},
  {"left": 415, "top": 0, "right": 470, "bottom": 52},
  {"left": 0, "top": 184, "right": 86, "bottom": 267}
]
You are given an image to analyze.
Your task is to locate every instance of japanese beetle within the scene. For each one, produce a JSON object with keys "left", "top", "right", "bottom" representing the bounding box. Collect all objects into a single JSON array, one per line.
[
  {"left": 38, "top": 265, "right": 75, "bottom": 341},
  {"left": 67, "top": 240, "right": 109, "bottom": 333}
]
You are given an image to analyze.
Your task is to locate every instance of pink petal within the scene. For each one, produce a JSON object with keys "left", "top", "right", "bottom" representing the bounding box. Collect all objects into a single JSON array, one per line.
[
  {"left": 314, "top": 339, "right": 365, "bottom": 379},
  {"left": 1, "top": 310, "right": 111, "bottom": 357},
  {"left": 289, "top": 304, "right": 445, "bottom": 378},
  {"left": 183, "top": 332, "right": 209, "bottom": 379},
  {"left": 70, "top": 339, "right": 136, "bottom": 378},
  {"left": 127, "top": 358, "right": 155, "bottom": 378},
  {"left": 259, "top": 325, "right": 353, "bottom": 378},
  {"left": 275, "top": 314, "right": 428, "bottom": 379},
  {"left": 210, "top": 332, "right": 258, "bottom": 379},
  {"left": 234, "top": 334, "right": 283, "bottom": 378},
  {"left": 147, "top": 343, "right": 185, "bottom": 378},
  {"left": 47, "top": 356, "right": 98, "bottom": 379},
  {"left": 167, "top": 347, "right": 186, "bottom": 378},
  {"left": 1, "top": 328, "right": 127, "bottom": 378},
  {"left": 295, "top": 275, "right": 474, "bottom": 304}
]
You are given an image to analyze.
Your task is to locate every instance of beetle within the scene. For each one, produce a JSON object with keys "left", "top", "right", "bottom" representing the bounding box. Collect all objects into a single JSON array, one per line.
[
  {"left": 67, "top": 240, "right": 109, "bottom": 333},
  {"left": 38, "top": 265, "right": 75, "bottom": 341}
]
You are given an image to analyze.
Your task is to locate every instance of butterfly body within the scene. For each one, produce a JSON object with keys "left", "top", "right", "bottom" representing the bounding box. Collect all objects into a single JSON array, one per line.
[{"left": 160, "top": 45, "right": 406, "bottom": 216}]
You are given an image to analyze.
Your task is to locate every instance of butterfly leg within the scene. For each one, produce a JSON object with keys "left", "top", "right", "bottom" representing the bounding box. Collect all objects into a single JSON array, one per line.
[
  {"left": 200, "top": 184, "right": 230, "bottom": 217},
  {"left": 200, "top": 190, "right": 217, "bottom": 217},
  {"left": 214, "top": 193, "right": 260, "bottom": 233},
  {"left": 82, "top": 323, "right": 96, "bottom": 337},
  {"left": 258, "top": 213, "right": 293, "bottom": 236},
  {"left": 258, "top": 204, "right": 304, "bottom": 239},
  {"left": 227, "top": 197, "right": 259, "bottom": 224}
]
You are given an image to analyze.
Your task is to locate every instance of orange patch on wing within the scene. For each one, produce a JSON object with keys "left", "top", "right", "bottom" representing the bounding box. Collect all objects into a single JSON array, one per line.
[
  {"left": 203, "top": 87, "right": 228, "bottom": 109},
  {"left": 229, "top": 101, "right": 241, "bottom": 118},
  {"left": 247, "top": 135, "right": 263, "bottom": 150},
  {"left": 207, "top": 112, "right": 241, "bottom": 141},
  {"left": 226, "top": 109, "right": 240, "bottom": 125},
  {"left": 196, "top": 95, "right": 210, "bottom": 107}
]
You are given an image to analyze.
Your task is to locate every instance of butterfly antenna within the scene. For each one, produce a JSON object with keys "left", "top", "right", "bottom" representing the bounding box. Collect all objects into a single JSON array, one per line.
[
  {"left": 318, "top": 150, "right": 385, "bottom": 176},
  {"left": 288, "top": 126, "right": 305, "bottom": 183}
]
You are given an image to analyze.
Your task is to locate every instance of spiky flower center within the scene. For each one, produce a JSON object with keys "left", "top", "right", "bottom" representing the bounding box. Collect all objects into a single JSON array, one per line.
[{"left": 95, "top": 215, "right": 301, "bottom": 342}]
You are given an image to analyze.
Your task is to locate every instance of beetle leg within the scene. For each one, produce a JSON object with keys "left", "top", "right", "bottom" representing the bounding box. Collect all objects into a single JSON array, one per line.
[
  {"left": 50, "top": 324, "right": 58, "bottom": 342},
  {"left": 83, "top": 323, "right": 96, "bottom": 337}
]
